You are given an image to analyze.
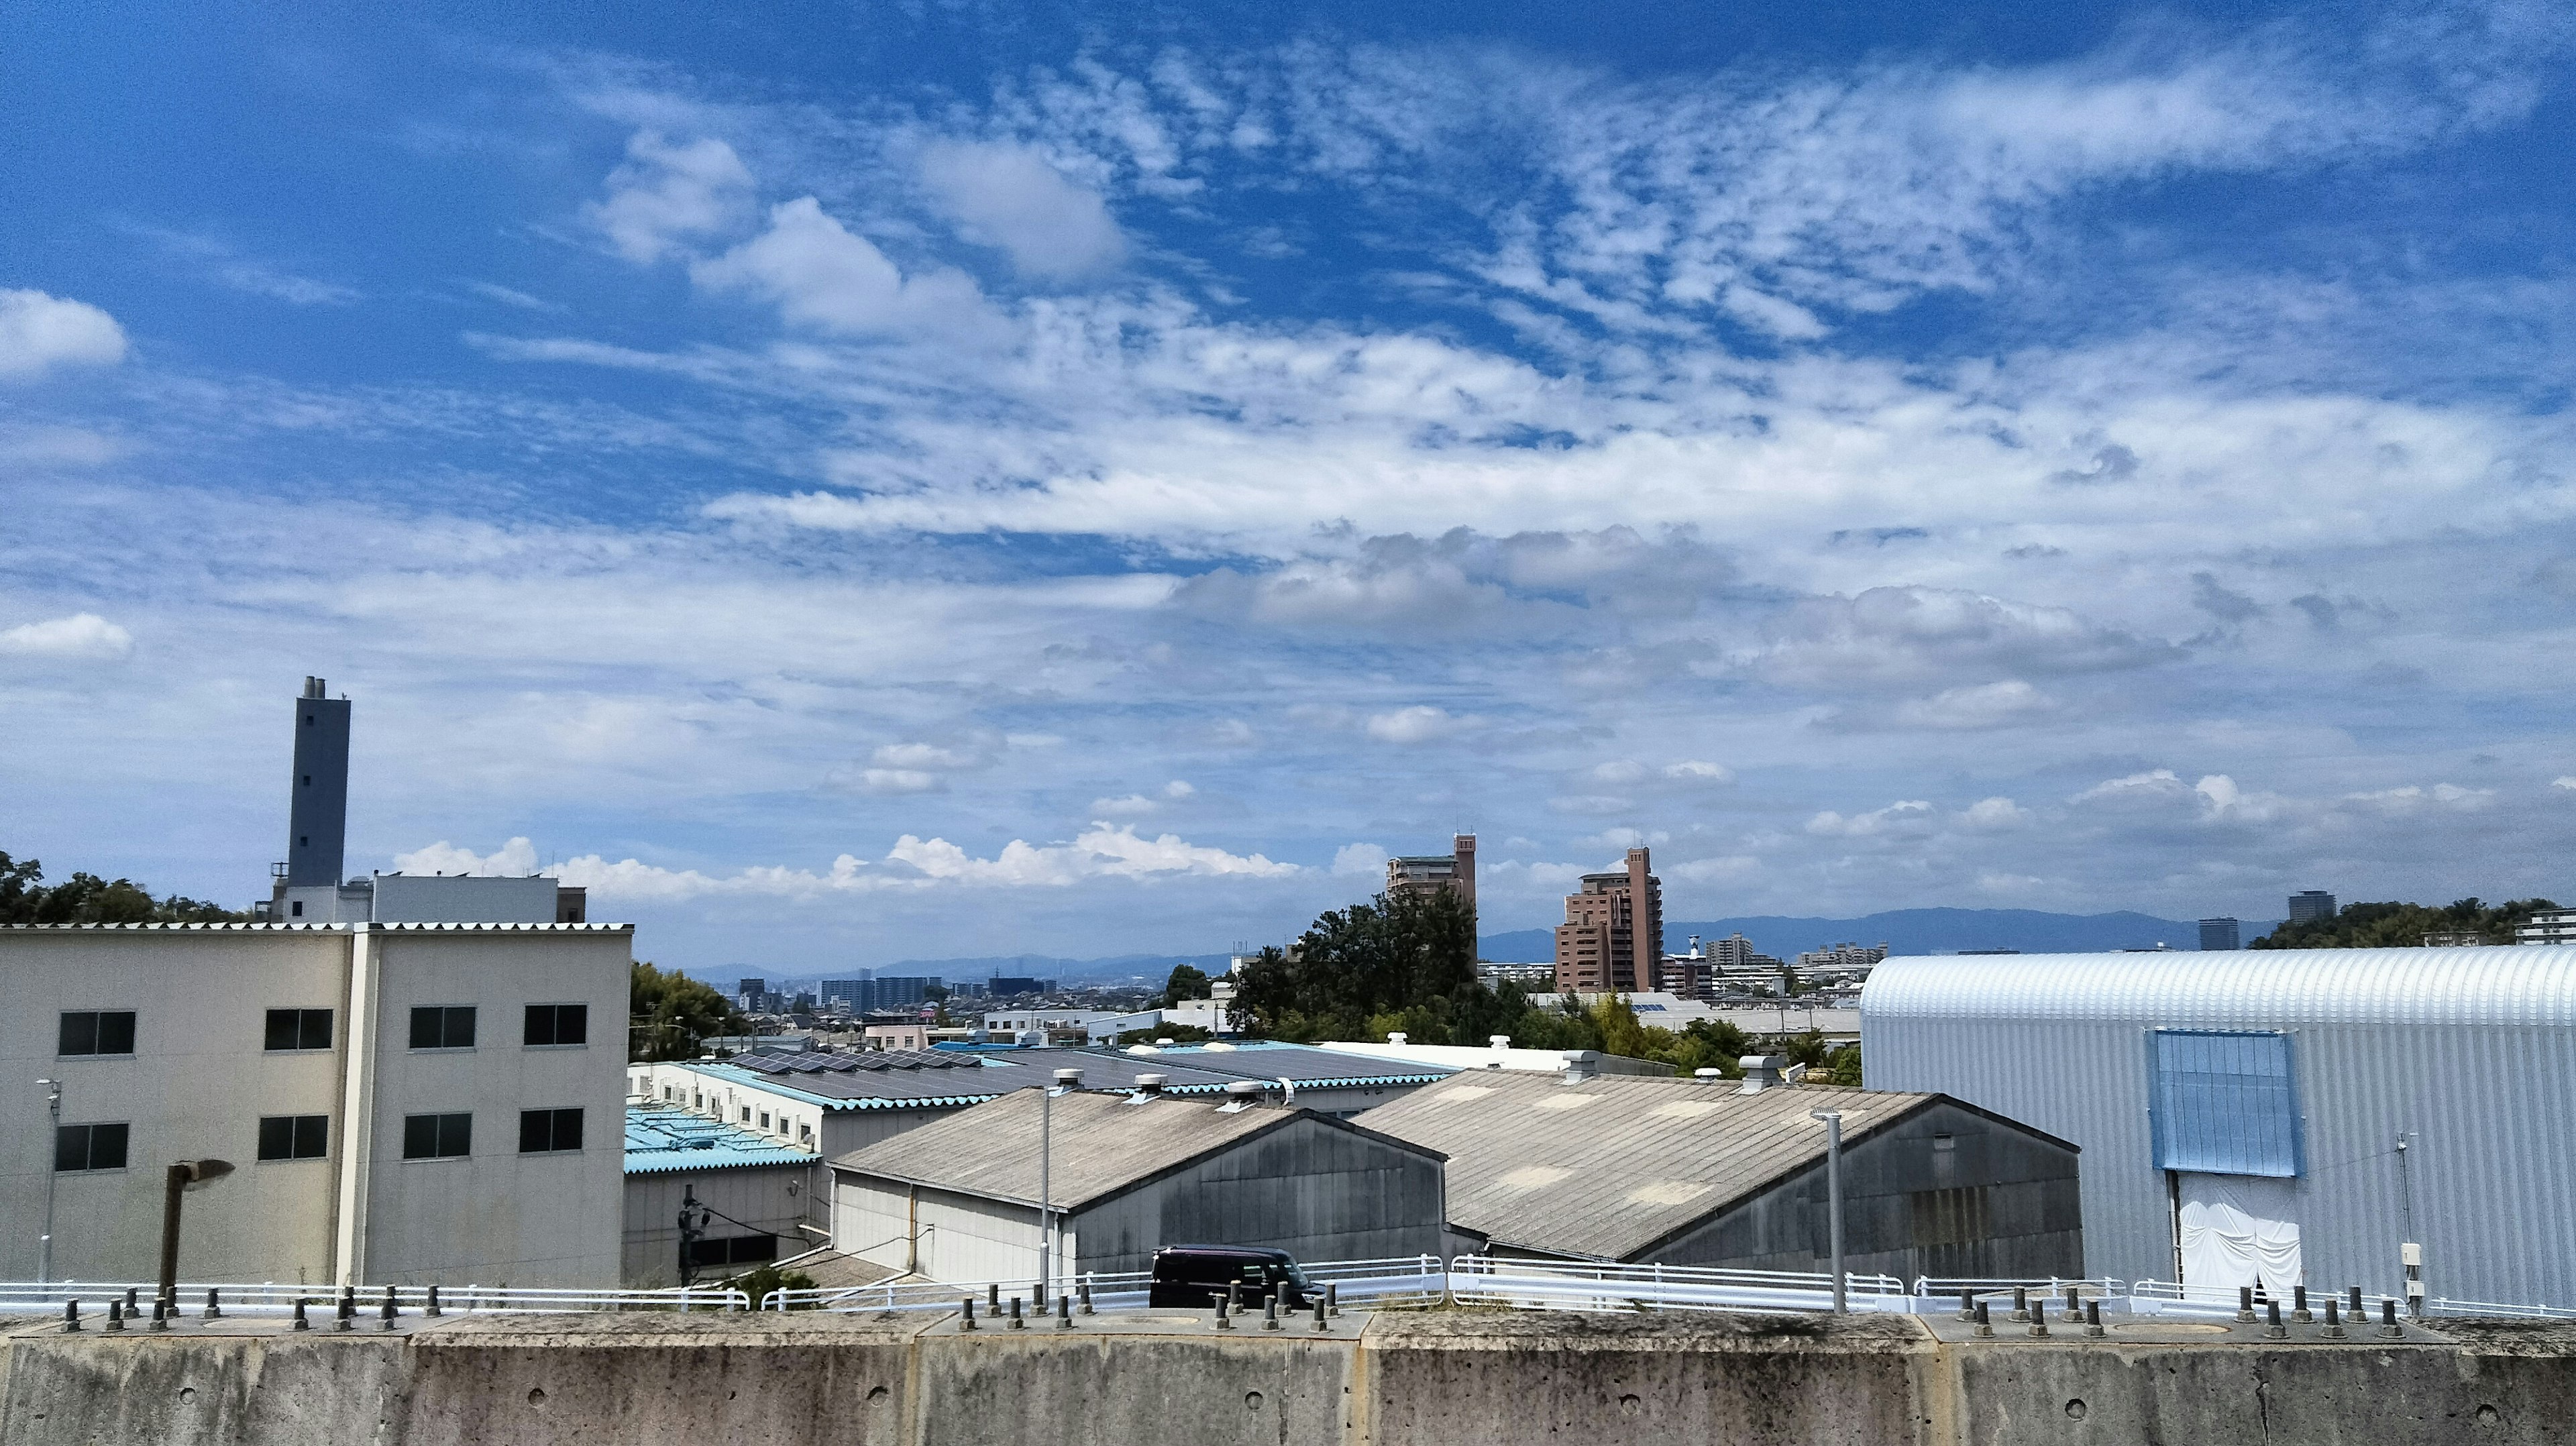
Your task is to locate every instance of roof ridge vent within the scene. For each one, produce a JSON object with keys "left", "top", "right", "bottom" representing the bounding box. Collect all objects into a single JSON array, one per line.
[{"left": 1126, "top": 1072, "right": 1167, "bottom": 1105}]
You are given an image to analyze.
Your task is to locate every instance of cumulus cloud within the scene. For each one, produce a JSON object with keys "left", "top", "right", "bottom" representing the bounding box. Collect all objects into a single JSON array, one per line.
[
  {"left": 0, "top": 290, "right": 127, "bottom": 381},
  {"left": 918, "top": 139, "right": 1126, "bottom": 280},
  {"left": 1669, "top": 854, "right": 1759, "bottom": 881},
  {"left": 856, "top": 768, "right": 944, "bottom": 795},
  {"left": 405, "top": 824, "right": 1293, "bottom": 900},
  {"left": 1365, "top": 705, "right": 1466, "bottom": 743},
  {"left": 2072, "top": 769, "right": 2281, "bottom": 822},
  {"left": 588, "top": 131, "right": 755, "bottom": 264},
  {"left": 1886, "top": 680, "right": 2057, "bottom": 730},
  {"left": 1091, "top": 779, "right": 1196, "bottom": 815},
  {"left": 1805, "top": 799, "right": 1935, "bottom": 837},
  {"left": 1959, "top": 796, "right": 2031, "bottom": 830},
  {"left": 0, "top": 612, "right": 133, "bottom": 659},
  {"left": 1662, "top": 761, "right": 1735, "bottom": 786},
  {"left": 1332, "top": 842, "right": 1390, "bottom": 877},
  {"left": 1761, "top": 587, "right": 2180, "bottom": 688},
  {"left": 693, "top": 197, "right": 991, "bottom": 337}
]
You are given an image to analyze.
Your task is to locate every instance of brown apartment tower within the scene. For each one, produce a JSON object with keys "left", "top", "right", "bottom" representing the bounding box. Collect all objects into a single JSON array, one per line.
[
  {"left": 1553, "top": 847, "right": 1663, "bottom": 994},
  {"left": 1385, "top": 835, "right": 1476, "bottom": 922}
]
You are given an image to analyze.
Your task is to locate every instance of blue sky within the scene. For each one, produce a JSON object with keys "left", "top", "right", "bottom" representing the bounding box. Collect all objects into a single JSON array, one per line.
[{"left": 5, "top": 1, "right": 2574, "bottom": 972}]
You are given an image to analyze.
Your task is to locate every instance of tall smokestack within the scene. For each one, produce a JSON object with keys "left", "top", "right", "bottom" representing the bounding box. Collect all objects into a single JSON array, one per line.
[{"left": 284, "top": 677, "right": 351, "bottom": 887}]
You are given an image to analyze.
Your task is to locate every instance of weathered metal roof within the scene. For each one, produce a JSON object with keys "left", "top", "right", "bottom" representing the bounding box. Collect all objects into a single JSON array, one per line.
[
  {"left": 1862, "top": 946, "right": 2576, "bottom": 1027},
  {"left": 828, "top": 1089, "right": 1443, "bottom": 1212},
  {"left": 1352, "top": 1072, "right": 1936, "bottom": 1262},
  {"left": 693, "top": 1050, "right": 1011, "bottom": 1111},
  {"left": 623, "top": 1103, "right": 816, "bottom": 1174}
]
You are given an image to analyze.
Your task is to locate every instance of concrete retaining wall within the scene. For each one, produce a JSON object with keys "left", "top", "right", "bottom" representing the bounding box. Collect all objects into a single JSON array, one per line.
[{"left": 4, "top": 1308, "right": 2572, "bottom": 1445}]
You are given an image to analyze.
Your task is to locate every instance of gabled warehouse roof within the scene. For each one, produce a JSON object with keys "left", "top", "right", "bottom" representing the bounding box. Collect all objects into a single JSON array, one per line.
[
  {"left": 829, "top": 1089, "right": 1444, "bottom": 1212},
  {"left": 1354, "top": 1073, "right": 1965, "bottom": 1262},
  {"left": 1862, "top": 946, "right": 2576, "bottom": 1027},
  {"left": 692, "top": 1050, "right": 1009, "bottom": 1110}
]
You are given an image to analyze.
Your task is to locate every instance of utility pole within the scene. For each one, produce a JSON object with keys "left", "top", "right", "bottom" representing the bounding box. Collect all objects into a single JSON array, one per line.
[
  {"left": 36, "top": 1079, "right": 60, "bottom": 1286},
  {"left": 157, "top": 1159, "right": 235, "bottom": 1311},
  {"left": 678, "top": 1182, "right": 709, "bottom": 1287},
  {"left": 1811, "top": 1109, "right": 1846, "bottom": 1313}
]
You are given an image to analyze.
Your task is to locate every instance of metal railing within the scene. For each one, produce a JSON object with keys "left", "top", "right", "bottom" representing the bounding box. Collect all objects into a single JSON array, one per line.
[
  {"left": 1451, "top": 1256, "right": 1910, "bottom": 1315},
  {"left": 2425, "top": 1297, "right": 2576, "bottom": 1321},
  {"left": 756, "top": 1256, "right": 1448, "bottom": 1313},
  {"left": 0, "top": 1281, "right": 749, "bottom": 1317}
]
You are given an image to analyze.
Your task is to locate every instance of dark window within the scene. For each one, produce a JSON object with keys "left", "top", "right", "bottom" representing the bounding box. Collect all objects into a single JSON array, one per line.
[
  {"left": 54, "top": 1122, "right": 129, "bottom": 1172},
  {"left": 264, "top": 1008, "right": 333, "bottom": 1051},
  {"left": 519, "top": 1107, "right": 584, "bottom": 1154},
  {"left": 401, "top": 1113, "right": 472, "bottom": 1159},
  {"left": 522, "top": 1003, "right": 589, "bottom": 1048},
  {"left": 58, "top": 1011, "right": 137, "bottom": 1057},
  {"left": 290, "top": 901, "right": 303, "bottom": 917},
  {"left": 409, "top": 1006, "right": 476, "bottom": 1050},
  {"left": 257, "top": 1115, "right": 330, "bottom": 1161},
  {"left": 686, "top": 1234, "right": 778, "bottom": 1267}
]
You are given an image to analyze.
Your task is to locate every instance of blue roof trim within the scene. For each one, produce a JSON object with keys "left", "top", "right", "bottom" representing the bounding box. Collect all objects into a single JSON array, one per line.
[
  {"left": 624, "top": 1104, "right": 817, "bottom": 1175},
  {"left": 691, "top": 1060, "right": 1014, "bottom": 1111}
]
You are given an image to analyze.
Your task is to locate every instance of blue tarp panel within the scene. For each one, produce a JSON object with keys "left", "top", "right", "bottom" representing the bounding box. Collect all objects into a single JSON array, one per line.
[{"left": 2149, "top": 1030, "right": 2302, "bottom": 1178}]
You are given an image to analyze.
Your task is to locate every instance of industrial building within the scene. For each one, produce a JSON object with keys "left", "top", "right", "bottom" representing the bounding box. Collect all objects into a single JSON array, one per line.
[
  {"left": 622, "top": 1103, "right": 819, "bottom": 1286},
  {"left": 1353, "top": 1068, "right": 2081, "bottom": 1278},
  {"left": 3, "top": 920, "right": 633, "bottom": 1286},
  {"left": 980, "top": 1007, "right": 1163, "bottom": 1043},
  {"left": 1862, "top": 946, "right": 2576, "bottom": 1308},
  {"left": 1323, "top": 1036, "right": 1676, "bottom": 1077},
  {"left": 828, "top": 1080, "right": 1448, "bottom": 1282}
]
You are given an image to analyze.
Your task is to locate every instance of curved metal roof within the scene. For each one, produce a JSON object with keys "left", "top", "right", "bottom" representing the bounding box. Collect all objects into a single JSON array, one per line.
[{"left": 1862, "top": 946, "right": 2576, "bottom": 1027}]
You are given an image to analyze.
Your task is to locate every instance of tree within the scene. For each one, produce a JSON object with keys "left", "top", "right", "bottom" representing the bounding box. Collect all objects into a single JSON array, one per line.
[
  {"left": 1159, "top": 962, "right": 1210, "bottom": 1008},
  {"left": 2251, "top": 897, "right": 2558, "bottom": 950},
  {"left": 630, "top": 961, "right": 745, "bottom": 1062},
  {"left": 0, "top": 850, "right": 250, "bottom": 925},
  {"left": 1233, "top": 885, "right": 1479, "bottom": 1042}
]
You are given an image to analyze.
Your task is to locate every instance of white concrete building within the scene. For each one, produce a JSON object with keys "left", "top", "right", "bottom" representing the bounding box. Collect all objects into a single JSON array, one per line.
[
  {"left": 1864, "top": 946, "right": 2576, "bottom": 1309},
  {"left": 3, "top": 921, "right": 631, "bottom": 1288},
  {"left": 979, "top": 1008, "right": 1161, "bottom": 1044}
]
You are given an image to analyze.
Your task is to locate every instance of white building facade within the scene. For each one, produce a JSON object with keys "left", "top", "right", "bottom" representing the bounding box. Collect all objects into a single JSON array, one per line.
[
  {"left": 1862, "top": 946, "right": 2576, "bottom": 1309},
  {"left": 3, "top": 922, "right": 631, "bottom": 1288}
]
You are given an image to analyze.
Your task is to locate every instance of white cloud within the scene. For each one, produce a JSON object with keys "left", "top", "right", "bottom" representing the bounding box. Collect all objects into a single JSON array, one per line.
[
  {"left": 1887, "top": 679, "right": 2057, "bottom": 730},
  {"left": 1805, "top": 800, "right": 1935, "bottom": 837},
  {"left": 393, "top": 837, "right": 541, "bottom": 877},
  {"left": 2072, "top": 769, "right": 2283, "bottom": 823},
  {"left": 0, "top": 290, "right": 127, "bottom": 381},
  {"left": 1764, "top": 588, "right": 2178, "bottom": 688},
  {"left": 692, "top": 197, "right": 991, "bottom": 336},
  {"left": 1332, "top": 842, "right": 1390, "bottom": 877},
  {"left": 1549, "top": 795, "right": 1633, "bottom": 816},
  {"left": 1365, "top": 705, "right": 1467, "bottom": 743},
  {"left": 918, "top": 139, "right": 1127, "bottom": 280},
  {"left": 588, "top": 131, "right": 755, "bottom": 264},
  {"left": 0, "top": 612, "right": 133, "bottom": 659},
  {"left": 410, "top": 823, "right": 1293, "bottom": 901},
  {"left": 2556, "top": 777, "right": 2576, "bottom": 791},
  {"left": 1669, "top": 854, "right": 1758, "bottom": 881},
  {"left": 1959, "top": 796, "right": 2031, "bottom": 830},
  {"left": 857, "top": 768, "right": 943, "bottom": 795},
  {"left": 1589, "top": 759, "right": 1650, "bottom": 785},
  {"left": 1091, "top": 780, "right": 1195, "bottom": 816},
  {"left": 1662, "top": 761, "right": 1735, "bottom": 786},
  {"left": 2341, "top": 783, "right": 2496, "bottom": 814}
]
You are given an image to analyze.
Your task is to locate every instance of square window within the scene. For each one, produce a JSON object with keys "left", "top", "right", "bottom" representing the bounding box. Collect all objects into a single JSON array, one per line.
[
  {"left": 759, "top": 1111, "right": 771, "bottom": 1131},
  {"left": 409, "top": 1006, "right": 476, "bottom": 1050},
  {"left": 258, "top": 1115, "right": 330, "bottom": 1161},
  {"left": 54, "top": 1121, "right": 129, "bottom": 1172},
  {"left": 523, "top": 1003, "right": 590, "bottom": 1048},
  {"left": 58, "top": 1011, "right": 137, "bottom": 1057},
  {"left": 402, "top": 1112, "right": 472, "bottom": 1159},
  {"left": 519, "top": 1107, "right": 584, "bottom": 1153},
  {"left": 264, "top": 1008, "right": 333, "bottom": 1051}
]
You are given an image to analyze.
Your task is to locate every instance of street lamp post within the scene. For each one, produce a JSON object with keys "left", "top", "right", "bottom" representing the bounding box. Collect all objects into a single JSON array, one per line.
[
  {"left": 1039, "top": 1069, "right": 1080, "bottom": 1302},
  {"left": 157, "top": 1159, "right": 235, "bottom": 1312},
  {"left": 1810, "top": 1109, "right": 1846, "bottom": 1314},
  {"left": 36, "top": 1079, "right": 60, "bottom": 1286}
]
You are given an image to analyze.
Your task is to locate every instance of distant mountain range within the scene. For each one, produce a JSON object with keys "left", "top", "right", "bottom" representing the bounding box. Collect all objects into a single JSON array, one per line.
[
  {"left": 707, "top": 909, "right": 2273, "bottom": 995},
  {"left": 1480, "top": 908, "right": 2269, "bottom": 962}
]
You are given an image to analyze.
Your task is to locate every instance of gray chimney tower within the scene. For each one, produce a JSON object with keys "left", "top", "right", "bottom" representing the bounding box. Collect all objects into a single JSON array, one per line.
[{"left": 284, "top": 677, "right": 351, "bottom": 888}]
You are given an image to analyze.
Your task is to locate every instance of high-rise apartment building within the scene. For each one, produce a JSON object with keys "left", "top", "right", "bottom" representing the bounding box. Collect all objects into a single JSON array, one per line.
[
  {"left": 1385, "top": 835, "right": 1476, "bottom": 920},
  {"left": 2198, "top": 917, "right": 2241, "bottom": 951},
  {"left": 2288, "top": 891, "right": 2337, "bottom": 922},
  {"left": 1552, "top": 848, "right": 1662, "bottom": 994}
]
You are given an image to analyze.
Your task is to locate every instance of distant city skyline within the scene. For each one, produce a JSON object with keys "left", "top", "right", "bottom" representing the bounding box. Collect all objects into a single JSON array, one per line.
[{"left": 7, "top": 3, "right": 2575, "bottom": 970}]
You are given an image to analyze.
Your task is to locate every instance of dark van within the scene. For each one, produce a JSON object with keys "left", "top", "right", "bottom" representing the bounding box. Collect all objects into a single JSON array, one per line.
[{"left": 1148, "top": 1245, "right": 1312, "bottom": 1310}]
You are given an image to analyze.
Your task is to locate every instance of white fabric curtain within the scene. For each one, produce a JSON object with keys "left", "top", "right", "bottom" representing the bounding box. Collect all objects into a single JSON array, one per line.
[{"left": 2178, "top": 1174, "right": 2303, "bottom": 1300}]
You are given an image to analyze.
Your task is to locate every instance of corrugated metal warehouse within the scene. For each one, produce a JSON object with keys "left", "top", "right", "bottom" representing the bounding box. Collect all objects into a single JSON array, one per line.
[
  {"left": 1862, "top": 947, "right": 2576, "bottom": 1307},
  {"left": 829, "top": 1082, "right": 1446, "bottom": 1283},
  {"left": 622, "top": 1104, "right": 819, "bottom": 1286},
  {"left": 1353, "top": 1070, "right": 2081, "bottom": 1280}
]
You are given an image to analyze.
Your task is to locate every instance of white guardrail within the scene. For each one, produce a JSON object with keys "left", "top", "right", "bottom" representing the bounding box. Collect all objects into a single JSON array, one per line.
[{"left": 7, "top": 1264, "right": 2564, "bottom": 1324}]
